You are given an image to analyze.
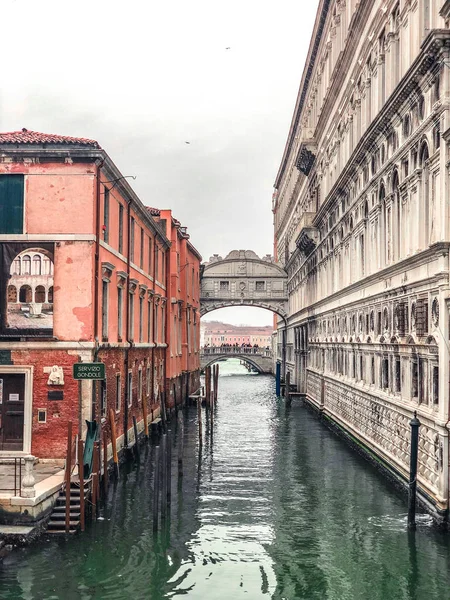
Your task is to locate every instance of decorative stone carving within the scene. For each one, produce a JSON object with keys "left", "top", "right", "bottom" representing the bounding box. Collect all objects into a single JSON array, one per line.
[
  {"left": 44, "top": 365, "right": 64, "bottom": 386},
  {"left": 432, "top": 297, "right": 439, "bottom": 327}
]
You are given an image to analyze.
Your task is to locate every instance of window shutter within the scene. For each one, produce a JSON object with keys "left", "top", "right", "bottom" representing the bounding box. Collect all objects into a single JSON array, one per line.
[
  {"left": 416, "top": 299, "right": 428, "bottom": 337},
  {"left": 0, "top": 175, "right": 24, "bottom": 234}
]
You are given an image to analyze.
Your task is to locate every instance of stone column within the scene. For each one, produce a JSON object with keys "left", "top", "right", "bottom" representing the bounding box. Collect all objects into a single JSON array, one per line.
[{"left": 21, "top": 455, "right": 36, "bottom": 498}]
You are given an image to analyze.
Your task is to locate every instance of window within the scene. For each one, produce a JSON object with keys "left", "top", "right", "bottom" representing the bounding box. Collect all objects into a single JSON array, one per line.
[
  {"left": 139, "top": 295, "right": 144, "bottom": 342},
  {"left": 130, "top": 217, "right": 135, "bottom": 262},
  {"left": 147, "top": 298, "right": 153, "bottom": 342},
  {"left": 382, "top": 357, "right": 389, "bottom": 389},
  {"left": 129, "top": 292, "right": 134, "bottom": 340},
  {"left": 118, "top": 286, "right": 123, "bottom": 339},
  {"left": 0, "top": 175, "right": 24, "bottom": 234},
  {"left": 140, "top": 227, "right": 144, "bottom": 269},
  {"left": 411, "top": 360, "right": 418, "bottom": 398},
  {"left": 127, "top": 371, "right": 133, "bottom": 408},
  {"left": 138, "top": 368, "right": 143, "bottom": 403},
  {"left": 115, "top": 373, "right": 121, "bottom": 412},
  {"left": 38, "top": 409, "right": 47, "bottom": 423},
  {"left": 101, "top": 379, "right": 107, "bottom": 418},
  {"left": 103, "top": 187, "right": 110, "bottom": 243},
  {"left": 154, "top": 304, "right": 159, "bottom": 343},
  {"left": 118, "top": 204, "right": 124, "bottom": 254},
  {"left": 432, "top": 366, "right": 439, "bottom": 406},
  {"left": 161, "top": 303, "right": 166, "bottom": 343},
  {"left": 155, "top": 245, "right": 159, "bottom": 280},
  {"left": 220, "top": 281, "right": 229, "bottom": 291},
  {"left": 371, "top": 356, "right": 375, "bottom": 384},
  {"left": 255, "top": 281, "right": 265, "bottom": 292},
  {"left": 161, "top": 251, "right": 165, "bottom": 284},
  {"left": 395, "top": 358, "right": 401, "bottom": 392},
  {"left": 102, "top": 280, "right": 109, "bottom": 340}
]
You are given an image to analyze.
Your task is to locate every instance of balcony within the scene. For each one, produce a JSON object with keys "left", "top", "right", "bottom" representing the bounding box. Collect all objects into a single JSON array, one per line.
[{"left": 295, "top": 212, "right": 318, "bottom": 256}]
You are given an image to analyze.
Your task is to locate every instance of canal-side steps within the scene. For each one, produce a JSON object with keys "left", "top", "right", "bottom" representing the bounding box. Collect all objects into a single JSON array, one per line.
[{"left": 46, "top": 481, "right": 89, "bottom": 535}]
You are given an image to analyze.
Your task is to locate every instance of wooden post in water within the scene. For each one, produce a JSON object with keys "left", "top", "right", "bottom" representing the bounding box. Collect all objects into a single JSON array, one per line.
[
  {"left": 92, "top": 441, "right": 99, "bottom": 518},
  {"left": 177, "top": 411, "right": 184, "bottom": 478},
  {"left": 166, "top": 430, "right": 172, "bottom": 511},
  {"left": 205, "top": 366, "right": 211, "bottom": 408},
  {"left": 91, "top": 473, "right": 98, "bottom": 521},
  {"left": 109, "top": 409, "right": 119, "bottom": 478},
  {"left": 161, "top": 433, "right": 167, "bottom": 521},
  {"left": 78, "top": 438, "right": 85, "bottom": 532},
  {"left": 197, "top": 398, "right": 203, "bottom": 448},
  {"left": 153, "top": 445, "right": 160, "bottom": 533},
  {"left": 173, "top": 383, "right": 178, "bottom": 413},
  {"left": 408, "top": 412, "right": 421, "bottom": 530},
  {"left": 286, "top": 371, "right": 291, "bottom": 406},
  {"left": 143, "top": 400, "right": 149, "bottom": 439},
  {"left": 103, "top": 430, "right": 108, "bottom": 493},
  {"left": 132, "top": 416, "right": 140, "bottom": 460},
  {"left": 214, "top": 364, "right": 219, "bottom": 403},
  {"left": 65, "top": 421, "right": 72, "bottom": 533}
]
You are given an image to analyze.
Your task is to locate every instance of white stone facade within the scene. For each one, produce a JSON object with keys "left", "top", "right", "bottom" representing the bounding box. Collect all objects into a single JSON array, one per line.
[{"left": 273, "top": 0, "right": 450, "bottom": 516}]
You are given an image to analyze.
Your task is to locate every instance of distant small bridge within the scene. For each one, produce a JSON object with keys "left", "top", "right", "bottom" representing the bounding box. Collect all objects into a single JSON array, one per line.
[{"left": 200, "top": 346, "right": 273, "bottom": 374}]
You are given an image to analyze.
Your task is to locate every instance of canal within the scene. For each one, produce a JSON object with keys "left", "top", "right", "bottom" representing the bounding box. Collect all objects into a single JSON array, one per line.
[{"left": 1, "top": 359, "right": 450, "bottom": 599}]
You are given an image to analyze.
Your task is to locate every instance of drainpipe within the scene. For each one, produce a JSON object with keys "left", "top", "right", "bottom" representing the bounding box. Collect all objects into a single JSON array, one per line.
[
  {"left": 91, "top": 160, "right": 104, "bottom": 423},
  {"left": 123, "top": 198, "right": 132, "bottom": 449}
]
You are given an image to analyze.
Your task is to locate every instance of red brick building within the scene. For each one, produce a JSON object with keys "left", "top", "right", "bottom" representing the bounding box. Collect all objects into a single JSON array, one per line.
[{"left": 0, "top": 129, "right": 201, "bottom": 460}]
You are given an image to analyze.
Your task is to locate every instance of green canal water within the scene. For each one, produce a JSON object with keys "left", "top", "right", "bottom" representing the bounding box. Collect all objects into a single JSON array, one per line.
[{"left": 1, "top": 359, "right": 450, "bottom": 599}]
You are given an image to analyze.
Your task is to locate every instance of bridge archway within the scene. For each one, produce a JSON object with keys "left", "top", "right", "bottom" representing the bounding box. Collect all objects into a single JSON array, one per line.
[
  {"left": 200, "top": 351, "right": 273, "bottom": 374},
  {"left": 200, "top": 250, "right": 288, "bottom": 378},
  {"left": 200, "top": 250, "right": 288, "bottom": 318}
]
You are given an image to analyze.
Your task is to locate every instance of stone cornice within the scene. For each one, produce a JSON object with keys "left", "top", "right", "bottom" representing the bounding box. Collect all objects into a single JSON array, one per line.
[{"left": 274, "top": 0, "right": 332, "bottom": 189}]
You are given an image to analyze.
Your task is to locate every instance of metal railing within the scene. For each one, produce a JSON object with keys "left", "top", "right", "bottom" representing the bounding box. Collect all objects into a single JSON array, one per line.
[
  {"left": 200, "top": 346, "right": 273, "bottom": 358},
  {"left": 0, "top": 457, "right": 24, "bottom": 497}
]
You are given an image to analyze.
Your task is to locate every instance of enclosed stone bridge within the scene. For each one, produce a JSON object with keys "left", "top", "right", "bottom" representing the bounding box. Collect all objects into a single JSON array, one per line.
[
  {"left": 200, "top": 250, "right": 288, "bottom": 318},
  {"left": 200, "top": 346, "right": 273, "bottom": 374}
]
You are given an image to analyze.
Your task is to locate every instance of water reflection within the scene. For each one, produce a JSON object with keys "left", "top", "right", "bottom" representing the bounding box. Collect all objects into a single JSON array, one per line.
[{"left": 1, "top": 359, "right": 450, "bottom": 599}]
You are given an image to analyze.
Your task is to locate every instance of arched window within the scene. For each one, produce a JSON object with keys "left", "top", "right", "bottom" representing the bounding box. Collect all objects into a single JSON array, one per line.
[
  {"left": 7, "top": 285, "right": 17, "bottom": 303},
  {"left": 420, "top": 142, "right": 430, "bottom": 247},
  {"left": 35, "top": 286, "right": 45, "bottom": 303},
  {"left": 48, "top": 286, "right": 54, "bottom": 303},
  {"left": 22, "top": 255, "right": 31, "bottom": 275},
  {"left": 12, "top": 259, "right": 21, "bottom": 275},
  {"left": 19, "top": 285, "right": 32, "bottom": 303},
  {"left": 33, "top": 255, "right": 42, "bottom": 275}
]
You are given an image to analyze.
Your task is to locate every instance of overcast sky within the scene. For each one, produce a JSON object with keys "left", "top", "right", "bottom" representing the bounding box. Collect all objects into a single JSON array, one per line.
[{"left": 1, "top": 0, "right": 318, "bottom": 326}]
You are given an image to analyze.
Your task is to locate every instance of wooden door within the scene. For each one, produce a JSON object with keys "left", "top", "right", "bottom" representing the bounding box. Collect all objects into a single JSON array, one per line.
[{"left": 0, "top": 374, "right": 25, "bottom": 451}]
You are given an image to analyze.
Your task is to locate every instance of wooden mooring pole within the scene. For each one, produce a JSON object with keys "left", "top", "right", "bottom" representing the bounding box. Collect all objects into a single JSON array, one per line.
[
  {"left": 153, "top": 445, "right": 160, "bottom": 533},
  {"left": 161, "top": 434, "right": 167, "bottom": 521},
  {"left": 177, "top": 411, "right": 184, "bottom": 478},
  {"left": 65, "top": 421, "right": 72, "bottom": 534},
  {"left": 78, "top": 438, "right": 85, "bottom": 532},
  {"left": 166, "top": 430, "right": 172, "bottom": 510},
  {"left": 286, "top": 371, "right": 291, "bottom": 406},
  {"left": 109, "top": 408, "right": 119, "bottom": 478},
  {"left": 197, "top": 398, "right": 203, "bottom": 448},
  {"left": 408, "top": 412, "right": 421, "bottom": 530},
  {"left": 132, "top": 416, "right": 140, "bottom": 460},
  {"left": 103, "top": 430, "right": 108, "bottom": 493}
]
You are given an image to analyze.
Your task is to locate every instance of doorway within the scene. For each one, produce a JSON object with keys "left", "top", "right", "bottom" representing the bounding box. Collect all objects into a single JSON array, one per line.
[{"left": 0, "top": 373, "right": 25, "bottom": 451}]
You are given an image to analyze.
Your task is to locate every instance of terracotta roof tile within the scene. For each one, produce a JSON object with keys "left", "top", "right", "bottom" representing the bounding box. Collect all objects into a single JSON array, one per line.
[
  {"left": 146, "top": 206, "right": 161, "bottom": 217},
  {"left": 0, "top": 129, "right": 100, "bottom": 148}
]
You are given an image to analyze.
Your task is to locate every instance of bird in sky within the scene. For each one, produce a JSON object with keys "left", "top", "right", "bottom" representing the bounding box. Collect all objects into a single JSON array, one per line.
[
  {"left": 185, "top": 141, "right": 190, "bottom": 144},
  {"left": 225, "top": 47, "right": 231, "bottom": 50}
]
